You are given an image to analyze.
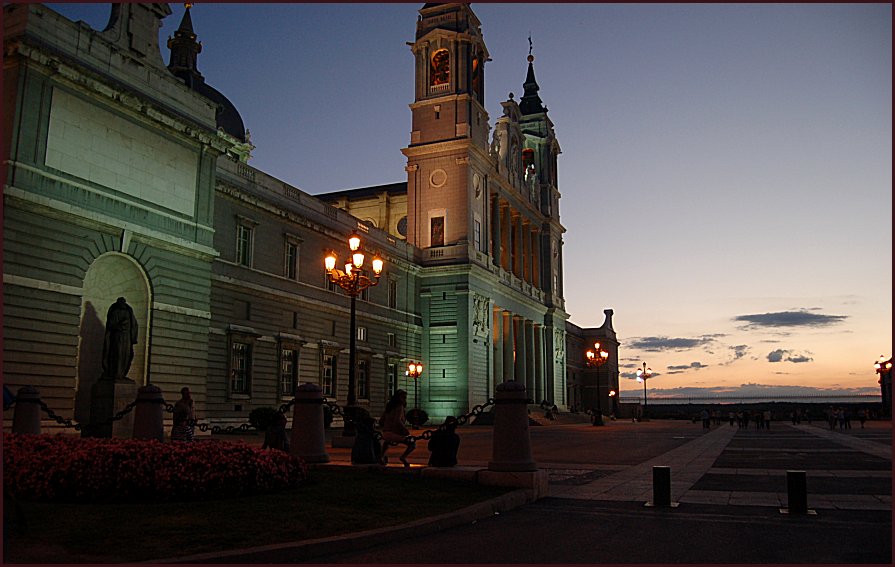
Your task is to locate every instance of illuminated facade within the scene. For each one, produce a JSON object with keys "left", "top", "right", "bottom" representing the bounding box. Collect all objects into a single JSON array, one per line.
[{"left": 3, "top": 3, "right": 618, "bottom": 429}]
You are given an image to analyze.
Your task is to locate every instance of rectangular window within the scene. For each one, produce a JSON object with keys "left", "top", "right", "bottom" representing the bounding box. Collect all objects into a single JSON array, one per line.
[
  {"left": 474, "top": 218, "right": 482, "bottom": 252},
  {"left": 285, "top": 242, "right": 298, "bottom": 280},
  {"left": 325, "top": 268, "right": 339, "bottom": 292},
  {"left": 230, "top": 341, "right": 251, "bottom": 394},
  {"left": 387, "top": 362, "right": 398, "bottom": 399},
  {"left": 358, "top": 359, "right": 369, "bottom": 399},
  {"left": 388, "top": 279, "right": 398, "bottom": 309},
  {"left": 280, "top": 348, "right": 298, "bottom": 397},
  {"left": 357, "top": 326, "right": 367, "bottom": 342},
  {"left": 361, "top": 286, "right": 370, "bottom": 302},
  {"left": 236, "top": 224, "right": 254, "bottom": 267},
  {"left": 431, "top": 216, "right": 445, "bottom": 247},
  {"left": 387, "top": 333, "right": 397, "bottom": 347},
  {"left": 322, "top": 353, "right": 336, "bottom": 396}
]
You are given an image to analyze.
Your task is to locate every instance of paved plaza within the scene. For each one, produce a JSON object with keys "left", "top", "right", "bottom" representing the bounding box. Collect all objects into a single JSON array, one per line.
[{"left": 167, "top": 418, "right": 891, "bottom": 564}]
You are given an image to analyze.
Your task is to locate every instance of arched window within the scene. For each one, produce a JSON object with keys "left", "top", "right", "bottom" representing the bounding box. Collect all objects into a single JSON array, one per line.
[{"left": 431, "top": 49, "right": 450, "bottom": 86}]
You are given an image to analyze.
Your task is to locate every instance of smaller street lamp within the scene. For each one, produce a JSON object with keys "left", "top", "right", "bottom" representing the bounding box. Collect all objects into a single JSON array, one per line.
[
  {"left": 875, "top": 355, "right": 892, "bottom": 417},
  {"left": 585, "top": 341, "right": 609, "bottom": 426},
  {"left": 608, "top": 389, "right": 618, "bottom": 419},
  {"left": 405, "top": 361, "right": 424, "bottom": 427},
  {"left": 635, "top": 362, "right": 653, "bottom": 419}
]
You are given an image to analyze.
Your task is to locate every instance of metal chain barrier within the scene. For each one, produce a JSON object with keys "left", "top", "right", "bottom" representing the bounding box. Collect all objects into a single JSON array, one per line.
[
  {"left": 162, "top": 397, "right": 296, "bottom": 435},
  {"left": 35, "top": 397, "right": 138, "bottom": 434}
]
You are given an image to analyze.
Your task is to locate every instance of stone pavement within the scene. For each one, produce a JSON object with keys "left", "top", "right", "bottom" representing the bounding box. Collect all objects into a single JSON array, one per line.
[{"left": 176, "top": 418, "right": 891, "bottom": 563}]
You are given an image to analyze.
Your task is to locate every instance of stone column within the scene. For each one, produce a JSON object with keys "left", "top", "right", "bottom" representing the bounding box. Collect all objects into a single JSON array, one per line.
[
  {"left": 534, "top": 324, "right": 545, "bottom": 404},
  {"left": 12, "top": 386, "right": 41, "bottom": 435},
  {"left": 501, "top": 204, "right": 512, "bottom": 271},
  {"left": 492, "top": 307, "right": 503, "bottom": 390},
  {"left": 514, "top": 213, "right": 524, "bottom": 278},
  {"left": 502, "top": 311, "right": 514, "bottom": 382},
  {"left": 291, "top": 383, "right": 330, "bottom": 463},
  {"left": 531, "top": 228, "right": 539, "bottom": 288},
  {"left": 513, "top": 316, "right": 525, "bottom": 382},
  {"left": 132, "top": 384, "right": 165, "bottom": 441},
  {"left": 521, "top": 220, "right": 530, "bottom": 284},
  {"left": 488, "top": 380, "right": 536, "bottom": 472},
  {"left": 491, "top": 194, "right": 502, "bottom": 267},
  {"left": 524, "top": 320, "right": 535, "bottom": 395}
]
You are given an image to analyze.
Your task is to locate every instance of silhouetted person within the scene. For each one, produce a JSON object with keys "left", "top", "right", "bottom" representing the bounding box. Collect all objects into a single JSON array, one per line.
[
  {"left": 262, "top": 412, "right": 290, "bottom": 452},
  {"left": 171, "top": 387, "right": 195, "bottom": 441},
  {"left": 351, "top": 416, "right": 381, "bottom": 464},
  {"left": 102, "top": 297, "right": 138, "bottom": 380},
  {"left": 427, "top": 416, "right": 460, "bottom": 467}
]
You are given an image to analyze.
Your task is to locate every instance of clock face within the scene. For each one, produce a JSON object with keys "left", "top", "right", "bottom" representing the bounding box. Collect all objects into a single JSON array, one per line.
[
  {"left": 431, "top": 49, "right": 450, "bottom": 86},
  {"left": 397, "top": 216, "right": 408, "bottom": 237}
]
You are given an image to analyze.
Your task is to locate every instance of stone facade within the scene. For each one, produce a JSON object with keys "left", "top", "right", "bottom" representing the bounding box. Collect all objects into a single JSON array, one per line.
[{"left": 3, "top": 3, "right": 618, "bottom": 430}]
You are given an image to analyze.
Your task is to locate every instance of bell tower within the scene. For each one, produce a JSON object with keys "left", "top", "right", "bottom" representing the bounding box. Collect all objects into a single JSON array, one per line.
[{"left": 402, "top": 3, "right": 490, "bottom": 255}]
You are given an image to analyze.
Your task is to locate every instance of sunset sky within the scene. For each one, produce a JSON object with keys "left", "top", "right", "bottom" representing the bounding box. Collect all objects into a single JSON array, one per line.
[{"left": 49, "top": 3, "right": 892, "bottom": 400}]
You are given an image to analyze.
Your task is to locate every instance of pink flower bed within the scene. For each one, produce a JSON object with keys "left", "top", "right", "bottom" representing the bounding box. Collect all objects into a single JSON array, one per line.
[{"left": 3, "top": 433, "right": 309, "bottom": 501}]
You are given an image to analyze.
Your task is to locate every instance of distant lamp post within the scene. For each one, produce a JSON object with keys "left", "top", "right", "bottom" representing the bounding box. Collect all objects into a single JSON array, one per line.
[
  {"left": 875, "top": 355, "right": 892, "bottom": 417},
  {"left": 324, "top": 231, "right": 384, "bottom": 434},
  {"left": 635, "top": 362, "right": 653, "bottom": 419},
  {"left": 585, "top": 342, "right": 610, "bottom": 426},
  {"left": 406, "top": 361, "right": 424, "bottom": 427}
]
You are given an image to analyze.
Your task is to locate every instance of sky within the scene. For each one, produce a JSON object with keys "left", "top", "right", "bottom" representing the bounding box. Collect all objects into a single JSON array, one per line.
[{"left": 48, "top": 2, "right": 892, "bottom": 400}]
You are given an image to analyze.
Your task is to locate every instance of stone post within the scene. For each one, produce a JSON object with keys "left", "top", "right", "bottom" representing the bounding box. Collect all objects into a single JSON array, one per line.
[
  {"left": 87, "top": 378, "right": 137, "bottom": 438},
  {"left": 488, "top": 380, "right": 536, "bottom": 472},
  {"left": 290, "top": 383, "right": 330, "bottom": 463},
  {"left": 132, "top": 384, "right": 165, "bottom": 441},
  {"left": 12, "top": 386, "right": 41, "bottom": 435}
]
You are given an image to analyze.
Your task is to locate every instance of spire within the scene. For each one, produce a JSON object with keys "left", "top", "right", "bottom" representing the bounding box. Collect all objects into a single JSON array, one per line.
[
  {"left": 519, "top": 36, "right": 546, "bottom": 115},
  {"left": 167, "top": 3, "right": 203, "bottom": 87}
]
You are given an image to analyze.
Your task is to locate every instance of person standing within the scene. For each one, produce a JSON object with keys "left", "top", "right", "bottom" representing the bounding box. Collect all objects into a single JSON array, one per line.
[
  {"left": 262, "top": 412, "right": 290, "bottom": 452},
  {"left": 379, "top": 390, "right": 415, "bottom": 467},
  {"left": 171, "top": 387, "right": 195, "bottom": 441}
]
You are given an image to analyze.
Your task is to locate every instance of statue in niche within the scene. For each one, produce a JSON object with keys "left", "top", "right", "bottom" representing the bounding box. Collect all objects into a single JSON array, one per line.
[
  {"left": 102, "top": 297, "right": 138, "bottom": 380},
  {"left": 472, "top": 294, "right": 489, "bottom": 338},
  {"left": 554, "top": 329, "right": 565, "bottom": 360}
]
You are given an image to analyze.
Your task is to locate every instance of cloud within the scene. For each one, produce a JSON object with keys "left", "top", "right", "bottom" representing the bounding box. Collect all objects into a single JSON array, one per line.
[
  {"left": 666, "top": 362, "right": 709, "bottom": 374},
  {"left": 767, "top": 349, "right": 813, "bottom": 363},
  {"left": 626, "top": 335, "right": 723, "bottom": 352},
  {"left": 734, "top": 309, "right": 847, "bottom": 329},
  {"left": 718, "top": 344, "right": 750, "bottom": 366},
  {"left": 626, "top": 383, "right": 880, "bottom": 400}
]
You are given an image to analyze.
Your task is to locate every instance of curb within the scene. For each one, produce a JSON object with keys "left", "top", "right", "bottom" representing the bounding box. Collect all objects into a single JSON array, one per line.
[{"left": 146, "top": 488, "right": 535, "bottom": 564}]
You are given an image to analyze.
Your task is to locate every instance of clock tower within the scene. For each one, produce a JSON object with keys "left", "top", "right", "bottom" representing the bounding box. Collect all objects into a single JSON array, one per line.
[{"left": 402, "top": 2, "right": 490, "bottom": 255}]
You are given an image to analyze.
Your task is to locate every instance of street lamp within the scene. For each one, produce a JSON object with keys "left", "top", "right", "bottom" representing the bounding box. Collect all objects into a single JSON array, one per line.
[
  {"left": 405, "top": 361, "right": 423, "bottom": 427},
  {"left": 635, "top": 362, "right": 653, "bottom": 419},
  {"left": 875, "top": 355, "right": 892, "bottom": 417},
  {"left": 324, "top": 231, "right": 384, "bottom": 434},
  {"left": 585, "top": 341, "right": 609, "bottom": 426},
  {"left": 609, "top": 390, "right": 618, "bottom": 419}
]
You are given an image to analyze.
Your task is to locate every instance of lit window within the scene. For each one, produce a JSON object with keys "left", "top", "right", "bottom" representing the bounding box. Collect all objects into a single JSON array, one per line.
[
  {"left": 357, "top": 326, "right": 367, "bottom": 342},
  {"left": 431, "top": 216, "right": 445, "bottom": 247}
]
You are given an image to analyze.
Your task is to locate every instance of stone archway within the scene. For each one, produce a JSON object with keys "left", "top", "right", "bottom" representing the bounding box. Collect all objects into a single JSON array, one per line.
[{"left": 74, "top": 253, "right": 151, "bottom": 422}]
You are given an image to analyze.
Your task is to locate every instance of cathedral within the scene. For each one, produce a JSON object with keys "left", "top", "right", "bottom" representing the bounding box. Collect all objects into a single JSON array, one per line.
[{"left": 2, "top": 3, "right": 620, "bottom": 430}]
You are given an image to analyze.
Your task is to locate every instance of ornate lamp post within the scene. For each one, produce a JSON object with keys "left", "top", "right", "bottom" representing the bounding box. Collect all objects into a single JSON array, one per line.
[
  {"left": 875, "top": 355, "right": 892, "bottom": 417},
  {"left": 324, "top": 231, "right": 383, "bottom": 434},
  {"left": 635, "top": 362, "right": 653, "bottom": 419},
  {"left": 585, "top": 341, "right": 609, "bottom": 426},
  {"left": 405, "top": 361, "right": 424, "bottom": 427}
]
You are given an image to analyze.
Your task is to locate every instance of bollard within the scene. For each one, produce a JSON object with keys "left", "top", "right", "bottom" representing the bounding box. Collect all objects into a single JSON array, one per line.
[
  {"left": 290, "top": 383, "right": 330, "bottom": 463},
  {"left": 783, "top": 470, "right": 811, "bottom": 515},
  {"left": 132, "top": 384, "right": 165, "bottom": 442},
  {"left": 488, "top": 380, "right": 537, "bottom": 472},
  {"left": 12, "top": 386, "right": 41, "bottom": 435},
  {"left": 651, "top": 466, "right": 672, "bottom": 507}
]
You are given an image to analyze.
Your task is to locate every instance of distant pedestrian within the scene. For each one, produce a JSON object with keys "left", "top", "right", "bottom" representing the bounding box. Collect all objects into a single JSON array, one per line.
[
  {"left": 843, "top": 409, "right": 852, "bottom": 429},
  {"left": 262, "top": 412, "right": 290, "bottom": 452},
  {"left": 858, "top": 409, "right": 867, "bottom": 428},
  {"left": 171, "top": 386, "right": 195, "bottom": 441},
  {"left": 728, "top": 411, "right": 735, "bottom": 426},
  {"left": 379, "top": 390, "right": 416, "bottom": 467},
  {"left": 427, "top": 416, "right": 461, "bottom": 467},
  {"left": 827, "top": 407, "right": 836, "bottom": 430},
  {"left": 763, "top": 410, "right": 771, "bottom": 430},
  {"left": 700, "top": 409, "right": 710, "bottom": 429}
]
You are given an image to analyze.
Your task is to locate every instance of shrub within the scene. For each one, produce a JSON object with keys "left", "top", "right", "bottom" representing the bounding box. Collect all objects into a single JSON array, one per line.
[
  {"left": 249, "top": 406, "right": 280, "bottom": 431},
  {"left": 3, "top": 433, "right": 309, "bottom": 502}
]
